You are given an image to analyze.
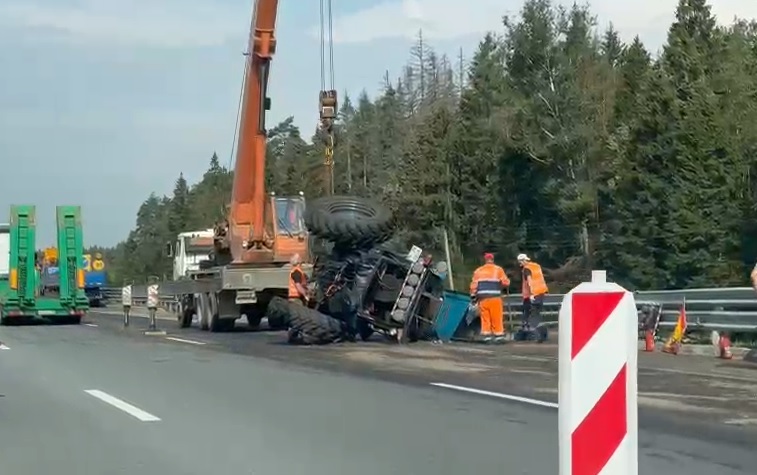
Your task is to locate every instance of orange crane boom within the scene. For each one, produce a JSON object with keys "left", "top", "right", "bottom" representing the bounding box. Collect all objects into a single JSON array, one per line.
[
  {"left": 214, "top": 0, "right": 336, "bottom": 267},
  {"left": 227, "top": 0, "right": 279, "bottom": 263}
]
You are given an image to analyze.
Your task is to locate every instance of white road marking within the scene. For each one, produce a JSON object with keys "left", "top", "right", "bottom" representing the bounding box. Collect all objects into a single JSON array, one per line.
[
  {"left": 165, "top": 336, "right": 206, "bottom": 345},
  {"left": 84, "top": 389, "right": 161, "bottom": 422},
  {"left": 84, "top": 323, "right": 98, "bottom": 327},
  {"left": 0, "top": 343, "right": 9, "bottom": 350},
  {"left": 430, "top": 382, "right": 558, "bottom": 409}
]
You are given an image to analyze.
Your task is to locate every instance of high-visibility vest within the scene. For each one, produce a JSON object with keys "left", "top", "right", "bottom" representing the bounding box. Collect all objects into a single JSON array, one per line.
[
  {"left": 288, "top": 265, "right": 307, "bottom": 298},
  {"left": 522, "top": 262, "right": 548, "bottom": 297},
  {"left": 470, "top": 263, "right": 509, "bottom": 299}
]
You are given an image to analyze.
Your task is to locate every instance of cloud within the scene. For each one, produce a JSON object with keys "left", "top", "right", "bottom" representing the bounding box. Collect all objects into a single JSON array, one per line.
[
  {"left": 312, "top": 0, "right": 509, "bottom": 44},
  {"left": 319, "top": 0, "right": 757, "bottom": 48},
  {"left": 0, "top": 0, "right": 243, "bottom": 48}
]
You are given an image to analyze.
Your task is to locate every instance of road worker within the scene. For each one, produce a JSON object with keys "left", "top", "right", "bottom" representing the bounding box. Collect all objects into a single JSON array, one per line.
[
  {"left": 517, "top": 253, "right": 548, "bottom": 342},
  {"left": 470, "top": 252, "right": 510, "bottom": 343},
  {"left": 288, "top": 254, "right": 309, "bottom": 305}
]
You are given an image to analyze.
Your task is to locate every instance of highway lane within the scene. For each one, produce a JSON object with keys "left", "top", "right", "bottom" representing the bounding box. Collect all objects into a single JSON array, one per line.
[
  {"left": 0, "top": 322, "right": 754, "bottom": 474},
  {"left": 93, "top": 308, "right": 757, "bottom": 441}
]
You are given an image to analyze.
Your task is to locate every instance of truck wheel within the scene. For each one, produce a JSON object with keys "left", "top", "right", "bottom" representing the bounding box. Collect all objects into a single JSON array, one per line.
[
  {"left": 179, "top": 305, "right": 193, "bottom": 328},
  {"left": 287, "top": 300, "right": 343, "bottom": 344},
  {"left": 305, "top": 196, "right": 395, "bottom": 247}
]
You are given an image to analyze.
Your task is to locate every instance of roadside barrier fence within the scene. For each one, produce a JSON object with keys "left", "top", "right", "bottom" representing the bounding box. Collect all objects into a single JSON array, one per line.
[{"left": 101, "top": 286, "right": 757, "bottom": 334}]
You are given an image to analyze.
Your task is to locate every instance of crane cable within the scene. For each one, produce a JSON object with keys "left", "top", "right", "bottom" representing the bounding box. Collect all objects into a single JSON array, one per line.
[
  {"left": 319, "top": 0, "right": 335, "bottom": 91},
  {"left": 319, "top": 0, "right": 336, "bottom": 194},
  {"left": 221, "top": 51, "right": 249, "bottom": 216}
]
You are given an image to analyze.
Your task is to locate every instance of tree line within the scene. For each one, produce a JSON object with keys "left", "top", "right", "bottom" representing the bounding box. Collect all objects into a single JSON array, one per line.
[{"left": 102, "top": 0, "right": 757, "bottom": 292}]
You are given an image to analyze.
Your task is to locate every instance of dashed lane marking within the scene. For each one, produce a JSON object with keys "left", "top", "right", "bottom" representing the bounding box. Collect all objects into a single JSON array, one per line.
[
  {"left": 165, "top": 336, "right": 206, "bottom": 345},
  {"left": 84, "top": 389, "right": 161, "bottom": 422},
  {"left": 430, "top": 382, "right": 558, "bottom": 409},
  {"left": 0, "top": 343, "right": 9, "bottom": 350},
  {"left": 84, "top": 323, "right": 98, "bottom": 327}
]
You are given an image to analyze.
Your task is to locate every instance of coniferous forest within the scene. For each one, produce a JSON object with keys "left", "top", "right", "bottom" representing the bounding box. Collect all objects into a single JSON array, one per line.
[{"left": 101, "top": 0, "right": 757, "bottom": 292}]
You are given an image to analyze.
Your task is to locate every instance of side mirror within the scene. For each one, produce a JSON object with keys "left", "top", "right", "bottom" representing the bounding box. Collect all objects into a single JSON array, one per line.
[{"left": 165, "top": 241, "right": 173, "bottom": 257}]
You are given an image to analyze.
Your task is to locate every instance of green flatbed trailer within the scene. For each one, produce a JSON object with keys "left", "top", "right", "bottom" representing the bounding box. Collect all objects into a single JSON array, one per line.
[{"left": 0, "top": 205, "right": 89, "bottom": 324}]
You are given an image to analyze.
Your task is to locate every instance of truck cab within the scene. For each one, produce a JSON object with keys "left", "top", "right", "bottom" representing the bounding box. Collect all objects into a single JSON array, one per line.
[{"left": 170, "top": 229, "right": 215, "bottom": 280}]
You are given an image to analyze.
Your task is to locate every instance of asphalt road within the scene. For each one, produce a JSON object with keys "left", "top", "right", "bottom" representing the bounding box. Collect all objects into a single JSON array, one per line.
[{"left": 0, "top": 316, "right": 754, "bottom": 474}]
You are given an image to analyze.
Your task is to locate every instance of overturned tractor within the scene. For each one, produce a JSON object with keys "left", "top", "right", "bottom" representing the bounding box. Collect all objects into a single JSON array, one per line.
[{"left": 266, "top": 196, "right": 448, "bottom": 344}]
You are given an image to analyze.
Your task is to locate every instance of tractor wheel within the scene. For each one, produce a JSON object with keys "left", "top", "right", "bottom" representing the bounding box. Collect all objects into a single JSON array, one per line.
[
  {"left": 265, "top": 297, "right": 291, "bottom": 330},
  {"left": 305, "top": 196, "right": 395, "bottom": 248},
  {"left": 286, "top": 300, "right": 343, "bottom": 344}
]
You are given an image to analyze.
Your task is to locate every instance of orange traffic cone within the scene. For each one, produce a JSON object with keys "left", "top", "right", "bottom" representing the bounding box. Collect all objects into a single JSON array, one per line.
[
  {"left": 719, "top": 333, "right": 733, "bottom": 360},
  {"left": 644, "top": 330, "right": 655, "bottom": 352}
]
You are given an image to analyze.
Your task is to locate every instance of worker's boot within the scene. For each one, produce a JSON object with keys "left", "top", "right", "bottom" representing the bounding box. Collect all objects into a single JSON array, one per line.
[
  {"left": 481, "top": 334, "right": 492, "bottom": 344},
  {"left": 493, "top": 334, "right": 506, "bottom": 344}
]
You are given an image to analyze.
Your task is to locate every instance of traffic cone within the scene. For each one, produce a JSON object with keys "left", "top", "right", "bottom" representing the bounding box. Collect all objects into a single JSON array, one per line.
[
  {"left": 644, "top": 330, "right": 655, "bottom": 352},
  {"left": 719, "top": 332, "right": 733, "bottom": 360}
]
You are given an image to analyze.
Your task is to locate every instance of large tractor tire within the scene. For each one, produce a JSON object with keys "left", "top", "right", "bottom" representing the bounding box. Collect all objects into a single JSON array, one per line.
[
  {"left": 287, "top": 300, "right": 344, "bottom": 345},
  {"left": 265, "top": 297, "right": 294, "bottom": 330},
  {"left": 305, "top": 196, "right": 395, "bottom": 248},
  {"left": 265, "top": 297, "right": 291, "bottom": 330}
]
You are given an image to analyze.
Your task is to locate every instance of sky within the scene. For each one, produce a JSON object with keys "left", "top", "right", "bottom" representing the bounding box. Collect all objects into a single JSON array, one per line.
[{"left": 1, "top": 0, "right": 755, "bottom": 247}]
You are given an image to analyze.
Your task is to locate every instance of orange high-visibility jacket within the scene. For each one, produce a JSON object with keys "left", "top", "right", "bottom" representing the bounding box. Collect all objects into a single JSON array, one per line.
[
  {"left": 288, "top": 265, "right": 307, "bottom": 298},
  {"left": 470, "top": 263, "right": 510, "bottom": 299},
  {"left": 522, "top": 261, "right": 548, "bottom": 297}
]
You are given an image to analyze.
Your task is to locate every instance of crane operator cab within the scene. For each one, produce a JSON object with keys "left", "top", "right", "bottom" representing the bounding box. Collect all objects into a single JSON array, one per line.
[
  {"left": 274, "top": 194, "right": 305, "bottom": 236},
  {"left": 271, "top": 192, "right": 308, "bottom": 261}
]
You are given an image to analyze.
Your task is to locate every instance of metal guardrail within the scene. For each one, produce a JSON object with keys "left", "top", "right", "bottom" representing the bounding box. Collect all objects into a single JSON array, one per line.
[
  {"left": 502, "top": 287, "right": 757, "bottom": 333},
  {"left": 100, "top": 286, "right": 757, "bottom": 333}
]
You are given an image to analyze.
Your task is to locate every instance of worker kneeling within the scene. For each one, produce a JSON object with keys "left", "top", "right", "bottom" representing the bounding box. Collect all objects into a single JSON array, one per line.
[
  {"left": 470, "top": 252, "right": 510, "bottom": 343},
  {"left": 288, "top": 254, "right": 309, "bottom": 305}
]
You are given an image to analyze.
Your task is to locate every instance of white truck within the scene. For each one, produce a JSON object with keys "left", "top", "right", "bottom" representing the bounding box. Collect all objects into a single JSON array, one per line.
[{"left": 170, "top": 229, "right": 214, "bottom": 281}]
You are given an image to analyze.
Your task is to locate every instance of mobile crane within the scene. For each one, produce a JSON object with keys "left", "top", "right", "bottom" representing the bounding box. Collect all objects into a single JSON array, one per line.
[{"left": 133, "top": 0, "right": 341, "bottom": 332}]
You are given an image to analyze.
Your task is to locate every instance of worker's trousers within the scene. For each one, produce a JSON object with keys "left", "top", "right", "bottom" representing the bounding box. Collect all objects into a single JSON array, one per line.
[
  {"left": 522, "top": 295, "right": 547, "bottom": 342},
  {"left": 478, "top": 296, "right": 504, "bottom": 335},
  {"left": 522, "top": 295, "right": 544, "bottom": 327}
]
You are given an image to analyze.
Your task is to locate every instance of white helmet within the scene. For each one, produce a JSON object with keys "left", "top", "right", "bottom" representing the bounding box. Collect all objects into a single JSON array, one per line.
[{"left": 517, "top": 253, "right": 530, "bottom": 262}]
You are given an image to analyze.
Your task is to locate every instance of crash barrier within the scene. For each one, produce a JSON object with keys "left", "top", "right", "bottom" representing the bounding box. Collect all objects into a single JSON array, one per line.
[
  {"left": 503, "top": 287, "right": 757, "bottom": 334},
  {"left": 104, "top": 285, "right": 757, "bottom": 336},
  {"left": 558, "top": 271, "right": 638, "bottom": 475}
]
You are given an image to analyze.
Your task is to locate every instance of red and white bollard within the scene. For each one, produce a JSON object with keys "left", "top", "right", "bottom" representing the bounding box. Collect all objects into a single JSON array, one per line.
[{"left": 558, "top": 270, "right": 638, "bottom": 475}]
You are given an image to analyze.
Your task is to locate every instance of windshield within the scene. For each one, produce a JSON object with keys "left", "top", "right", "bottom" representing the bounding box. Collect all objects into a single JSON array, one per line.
[{"left": 275, "top": 197, "right": 305, "bottom": 235}]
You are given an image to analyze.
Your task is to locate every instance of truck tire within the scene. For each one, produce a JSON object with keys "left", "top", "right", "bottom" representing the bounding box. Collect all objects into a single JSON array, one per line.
[
  {"left": 305, "top": 196, "right": 395, "bottom": 247},
  {"left": 287, "top": 300, "right": 343, "bottom": 344}
]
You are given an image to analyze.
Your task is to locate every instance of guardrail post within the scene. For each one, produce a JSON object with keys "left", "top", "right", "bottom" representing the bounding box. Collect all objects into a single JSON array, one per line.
[{"left": 558, "top": 270, "right": 638, "bottom": 475}]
